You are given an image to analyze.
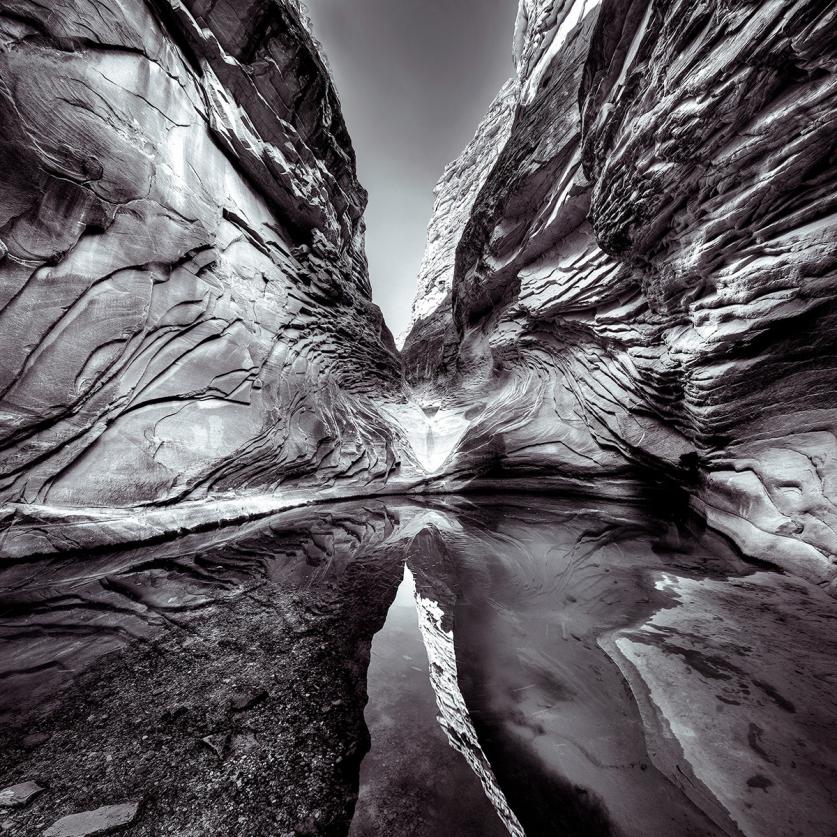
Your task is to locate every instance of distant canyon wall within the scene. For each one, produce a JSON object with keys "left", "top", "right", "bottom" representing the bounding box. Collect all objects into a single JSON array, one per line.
[
  {"left": 403, "top": 0, "right": 837, "bottom": 591},
  {"left": 0, "top": 0, "right": 410, "bottom": 509}
]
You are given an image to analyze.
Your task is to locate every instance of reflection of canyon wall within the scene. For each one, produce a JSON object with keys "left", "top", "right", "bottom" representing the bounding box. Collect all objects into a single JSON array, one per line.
[
  {"left": 0, "top": 499, "right": 407, "bottom": 834},
  {"left": 0, "top": 0, "right": 407, "bottom": 509},
  {"left": 0, "top": 499, "right": 405, "bottom": 714},
  {"left": 403, "top": 0, "right": 837, "bottom": 590},
  {"left": 5, "top": 494, "right": 835, "bottom": 835},
  {"left": 406, "top": 496, "right": 837, "bottom": 837}
]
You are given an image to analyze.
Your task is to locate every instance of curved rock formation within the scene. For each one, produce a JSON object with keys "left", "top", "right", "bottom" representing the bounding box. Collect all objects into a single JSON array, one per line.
[
  {"left": 0, "top": 0, "right": 409, "bottom": 511},
  {"left": 403, "top": 0, "right": 837, "bottom": 591},
  {"left": 400, "top": 79, "right": 518, "bottom": 387}
]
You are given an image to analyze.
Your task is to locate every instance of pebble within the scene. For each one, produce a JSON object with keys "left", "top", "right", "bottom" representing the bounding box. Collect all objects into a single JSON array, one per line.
[
  {"left": 200, "top": 732, "right": 230, "bottom": 760},
  {"left": 22, "top": 733, "right": 51, "bottom": 751},
  {"left": 294, "top": 816, "right": 318, "bottom": 836},
  {"left": 230, "top": 688, "right": 269, "bottom": 712}
]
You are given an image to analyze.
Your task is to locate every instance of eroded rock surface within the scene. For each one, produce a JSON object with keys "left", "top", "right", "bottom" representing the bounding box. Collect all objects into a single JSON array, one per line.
[
  {"left": 400, "top": 79, "right": 518, "bottom": 386},
  {"left": 0, "top": 0, "right": 410, "bottom": 513},
  {"left": 43, "top": 802, "right": 141, "bottom": 837},
  {"left": 403, "top": 0, "right": 837, "bottom": 591}
]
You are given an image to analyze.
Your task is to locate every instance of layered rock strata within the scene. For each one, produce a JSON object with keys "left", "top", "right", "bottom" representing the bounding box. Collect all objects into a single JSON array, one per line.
[
  {"left": 0, "top": 0, "right": 409, "bottom": 513},
  {"left": 399, "top": 79, "right": 518, "bottom": 386},
  {"left": 403, "top": 0, "right": 837, "bottom": 591}
]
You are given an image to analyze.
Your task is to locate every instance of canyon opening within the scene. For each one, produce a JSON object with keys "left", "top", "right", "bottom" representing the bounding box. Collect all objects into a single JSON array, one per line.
[{"left": 0, "top": 1, "right": 835, "bottom": 837}]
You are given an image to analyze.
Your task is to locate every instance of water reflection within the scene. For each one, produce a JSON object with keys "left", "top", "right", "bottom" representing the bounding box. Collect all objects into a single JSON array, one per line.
[
  {"left": 1, "top": 494, "right": 835, "bottom": 836},
  {"left": 349, "top": 566, "right": 512, "bottom": 836}
]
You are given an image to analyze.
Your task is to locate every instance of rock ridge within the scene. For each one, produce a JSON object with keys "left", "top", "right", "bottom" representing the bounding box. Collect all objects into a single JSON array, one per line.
[
  {"left": 0, "top": 0, "right": 414, "bottom": 512},
  {"left": 403, "top": 0, "right": 837, "bottom": 592}
]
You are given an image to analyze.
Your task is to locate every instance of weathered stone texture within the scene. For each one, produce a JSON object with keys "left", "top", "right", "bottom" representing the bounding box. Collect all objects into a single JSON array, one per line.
[
  {"left": 400, "top": 79, "right": 518, "bottom": 387},
  {"left": 403, "top": 0, "right": 837, "bottom": 590},
  {"left": 0, "top": 0, "right": 406, "bottom": 508}
]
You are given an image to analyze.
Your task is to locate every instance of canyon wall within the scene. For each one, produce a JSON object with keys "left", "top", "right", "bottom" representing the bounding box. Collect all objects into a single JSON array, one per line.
[
  {"left": 403, "top": 0, "right": 837, "bottom": 591},
  {"left": 400, "top": 80, "right": 518, "bottom": 385},
  {"left": 0, "top": 0, "right": 410, "bottom": 511}
]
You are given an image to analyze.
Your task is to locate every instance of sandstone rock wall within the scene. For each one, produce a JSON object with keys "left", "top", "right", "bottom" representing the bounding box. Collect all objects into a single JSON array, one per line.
[
  {"left": 0, "top": 0, "right": 407, "bottom": 509},
  {"left": 400, "top": 79, "right": 518, "bottom": 387},
  {"left": 403, "top": 0, "right": 837, "bottom": 591}
]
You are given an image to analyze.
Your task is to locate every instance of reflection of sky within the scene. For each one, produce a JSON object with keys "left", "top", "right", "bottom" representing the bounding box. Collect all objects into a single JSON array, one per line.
[
  {"left": 350, "top": 565, "right": 511, "bottom": 836},
  {"left": 306, "top": 0, "right": 517, "bottom": 339}
]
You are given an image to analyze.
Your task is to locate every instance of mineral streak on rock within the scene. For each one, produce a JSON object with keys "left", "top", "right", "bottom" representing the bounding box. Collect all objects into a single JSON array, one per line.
[
  {"left": 403, "top": 0, "right": 837, "bottom": 590},
  {"left": 0, "top": 0, "right": 410, "bottom": 510}
]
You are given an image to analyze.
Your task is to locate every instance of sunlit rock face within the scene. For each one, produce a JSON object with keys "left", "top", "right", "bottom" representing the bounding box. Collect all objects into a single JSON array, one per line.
[
  {"left": 403, "top": 0, "right": 837, "bottom": 590},
  {"left": 400, "top": 80, "right": 518, "bottom": 387},
  {"left": 0, "top": 0, "right": 407, "bottom": 509}
]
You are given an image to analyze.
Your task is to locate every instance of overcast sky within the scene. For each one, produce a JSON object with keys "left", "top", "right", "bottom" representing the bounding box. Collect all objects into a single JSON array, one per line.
[{"left": 306, "top": 0, "right": 517, "bottom": 339}]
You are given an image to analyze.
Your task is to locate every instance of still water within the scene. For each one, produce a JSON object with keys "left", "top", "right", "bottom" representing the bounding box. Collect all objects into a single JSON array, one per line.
[
  {"left": 349, "top": 565, "right": 511, "bottom": 836},
  {"left": 1, "top": 494, "right": 836, "bottom": 836}
]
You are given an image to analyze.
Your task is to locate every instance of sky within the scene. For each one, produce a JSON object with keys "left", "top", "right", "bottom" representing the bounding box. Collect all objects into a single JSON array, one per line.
[{"left": 305, "top": 0, "right": 518, "bottom": 339}]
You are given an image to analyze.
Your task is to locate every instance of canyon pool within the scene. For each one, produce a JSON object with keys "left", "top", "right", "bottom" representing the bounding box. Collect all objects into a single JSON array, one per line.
[{"left": 1, "top": 494, "right": 836, "bottom": 836}]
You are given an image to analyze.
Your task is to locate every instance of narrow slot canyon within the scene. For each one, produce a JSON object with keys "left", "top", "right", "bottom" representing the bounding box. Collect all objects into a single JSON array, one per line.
[{"left": 0, "top": 1, "right": 836, "bottom": 835}]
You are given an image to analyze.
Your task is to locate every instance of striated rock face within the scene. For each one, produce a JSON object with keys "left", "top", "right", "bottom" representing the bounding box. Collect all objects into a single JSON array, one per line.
[
  {"left": 400, "top": 80, "right": 518, "bottom": 387},
  {"left": 0, "top": 0, "right": 408, "bottom": 509},
  {"left": 403, "top": 0, "right": 837, "bottom": 591}
]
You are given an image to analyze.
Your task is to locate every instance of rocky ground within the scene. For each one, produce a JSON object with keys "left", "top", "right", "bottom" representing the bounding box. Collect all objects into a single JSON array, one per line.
[
  {"left": 1, "top": 588, "right": 368, "bottom": 836},
  {"left": 0, "top": 504, "right": 406, "bottom": 836}
]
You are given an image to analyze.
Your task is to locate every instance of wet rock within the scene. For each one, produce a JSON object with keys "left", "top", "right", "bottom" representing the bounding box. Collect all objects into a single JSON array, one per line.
[
  {"left": 42, "top": 801, "right": 140, "bottom": 837},
  {"left": 0, "top": 780, "right": 45, "bottom": 807},
  {"left": 605, "top": 570, "right": 837, "bottom": 836}
]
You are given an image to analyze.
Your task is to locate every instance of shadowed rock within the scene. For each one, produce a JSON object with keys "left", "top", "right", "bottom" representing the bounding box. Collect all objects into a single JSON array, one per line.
[
  {"left": 402, "top": 0, "right": 837, "bottom": 592},
  {"left": 0, "top": 0, "right": 411, "bottom": 514}
]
